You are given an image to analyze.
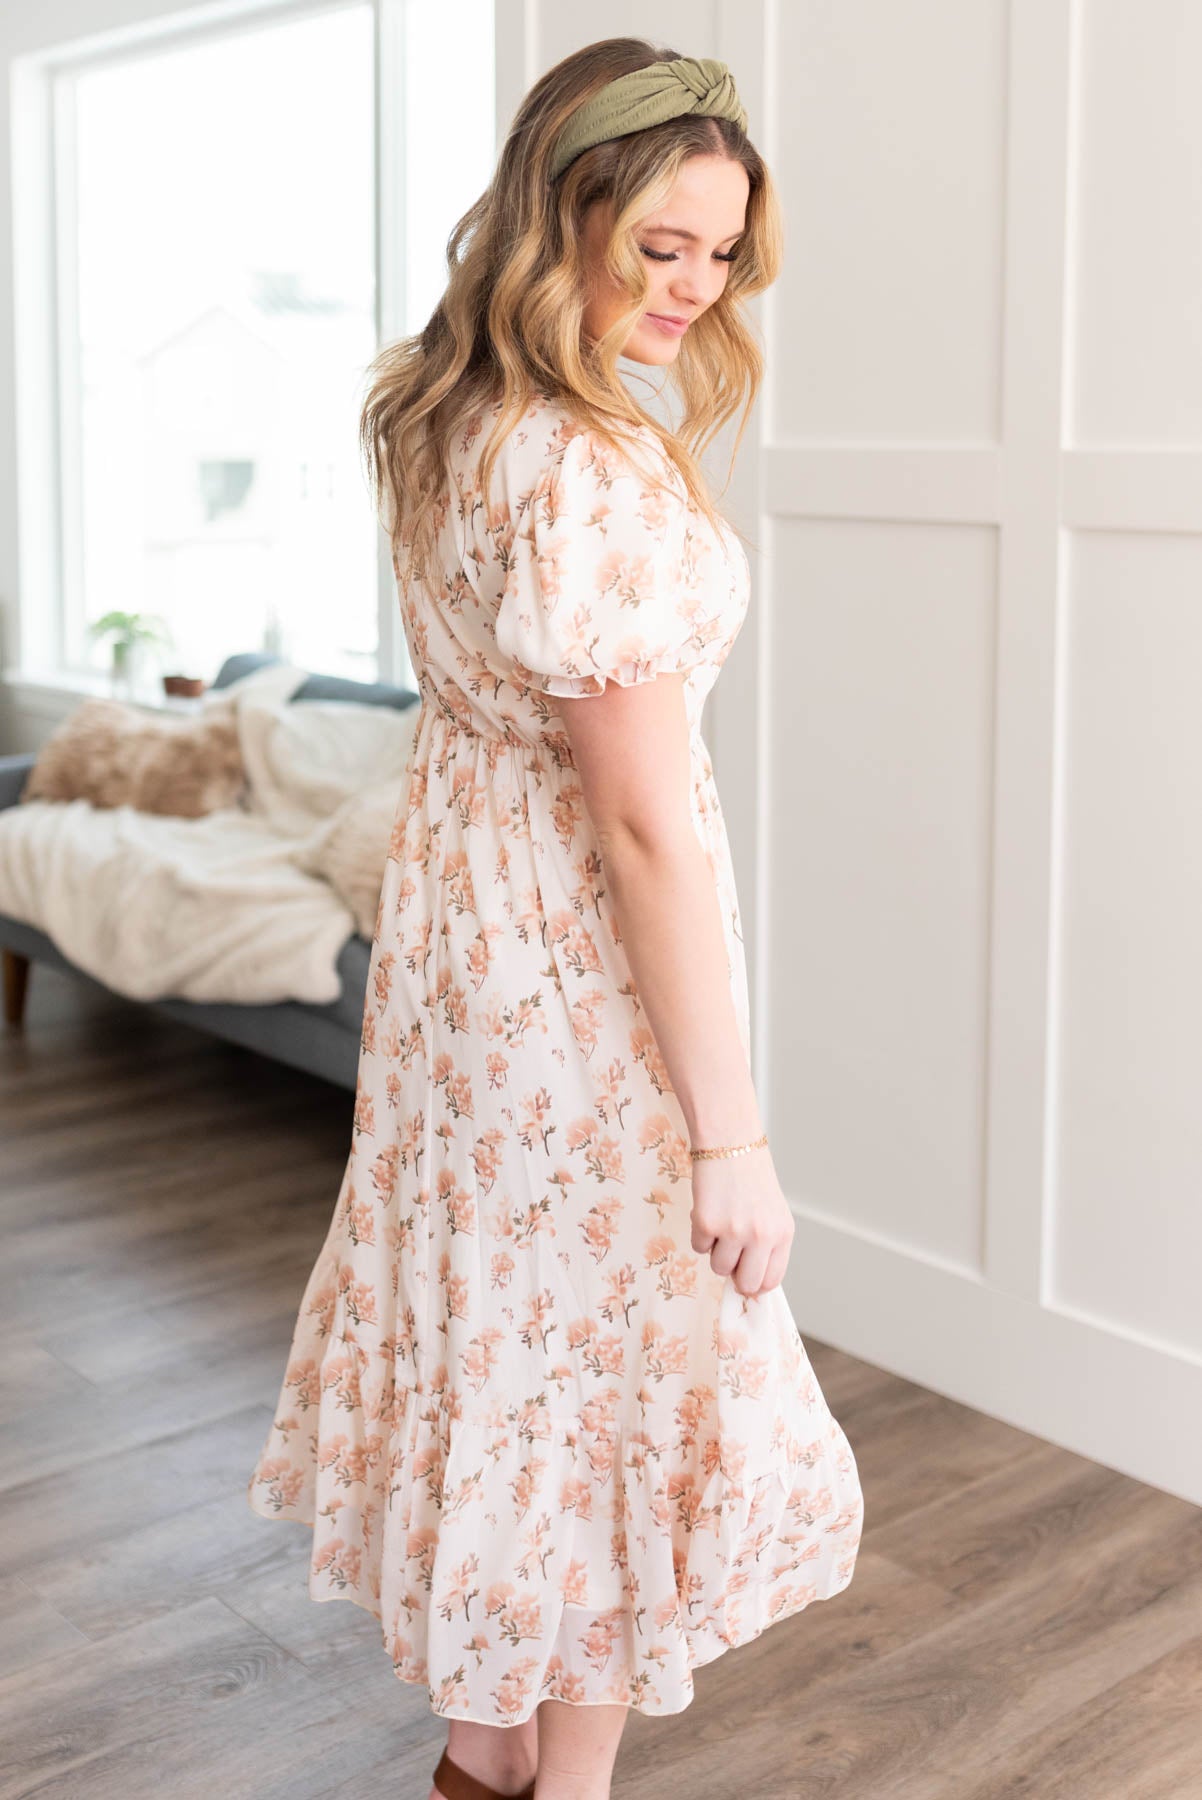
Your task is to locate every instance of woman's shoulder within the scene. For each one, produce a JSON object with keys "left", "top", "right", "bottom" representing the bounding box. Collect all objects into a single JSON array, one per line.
[
  {"left": 450, "top": 390, "right": 583, "bottom": 496},
  {"left": 467, "top": 388, "right": 673, "bottom": 469},
  {"left": 452, "top": 390, "right": 703, "bottom": 540},
  {"left": 534, "top": 393, "right": 693, "bottom": 506}
]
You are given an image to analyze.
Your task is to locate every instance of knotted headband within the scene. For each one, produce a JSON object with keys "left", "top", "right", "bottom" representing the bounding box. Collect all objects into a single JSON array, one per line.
[{"left": 549, "top": 56, "right": 748, "bottom": 180}]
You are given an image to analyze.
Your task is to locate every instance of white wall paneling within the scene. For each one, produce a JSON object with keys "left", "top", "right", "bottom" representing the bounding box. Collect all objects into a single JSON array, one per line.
[{"left": 734, "top": 0, "right": 1201, "bottom": 1505}]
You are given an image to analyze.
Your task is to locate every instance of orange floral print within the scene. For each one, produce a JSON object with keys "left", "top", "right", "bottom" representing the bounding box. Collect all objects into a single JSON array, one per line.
[{"left": 246, "top": 392, "right": 863, "bottom": 1724}]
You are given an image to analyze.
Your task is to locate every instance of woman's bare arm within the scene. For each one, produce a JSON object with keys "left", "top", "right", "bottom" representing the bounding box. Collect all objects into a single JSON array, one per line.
[{"left": 556, "top": 673, "right": 794, "bottom": 1297}]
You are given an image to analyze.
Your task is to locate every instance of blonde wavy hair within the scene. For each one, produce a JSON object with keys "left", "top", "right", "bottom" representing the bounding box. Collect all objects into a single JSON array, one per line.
[{"left": 358, "top": 36, "right": 783, "bottom": 585}]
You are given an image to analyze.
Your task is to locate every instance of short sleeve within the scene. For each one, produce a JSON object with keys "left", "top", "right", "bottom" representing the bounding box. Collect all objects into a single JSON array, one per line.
[{"left": 493, "top": 425, "right": 725, "bottom": 698}]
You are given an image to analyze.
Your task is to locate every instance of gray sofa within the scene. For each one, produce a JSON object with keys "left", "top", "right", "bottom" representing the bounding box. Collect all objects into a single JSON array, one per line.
[{"left": 0, "top": 651, "right": 419, "bottom": 1091}]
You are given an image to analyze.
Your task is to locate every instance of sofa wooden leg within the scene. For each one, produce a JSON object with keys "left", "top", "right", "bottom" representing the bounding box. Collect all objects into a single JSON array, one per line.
[{"left": 3, "top": 947, "right": 30, "bottom": 1026}]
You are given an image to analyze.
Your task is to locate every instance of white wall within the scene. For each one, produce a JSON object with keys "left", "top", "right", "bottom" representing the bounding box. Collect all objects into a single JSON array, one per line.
[
  {"left": 3, "top": 0, "right": 1199, "bottom": 1502},
  {"left": 748, "top": 0, "right": 1200, "bottom": 1506}
]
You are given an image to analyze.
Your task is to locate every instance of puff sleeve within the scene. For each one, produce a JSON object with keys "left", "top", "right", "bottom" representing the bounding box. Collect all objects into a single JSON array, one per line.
[{"left": 493, "top": 425, "right": 726, "bottom": 698}]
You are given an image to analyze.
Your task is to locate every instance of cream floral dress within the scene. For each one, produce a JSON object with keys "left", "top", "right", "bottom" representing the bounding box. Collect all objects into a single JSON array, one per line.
[{"left": 246, "top": 390, "right": 863, "bottom": 1724}]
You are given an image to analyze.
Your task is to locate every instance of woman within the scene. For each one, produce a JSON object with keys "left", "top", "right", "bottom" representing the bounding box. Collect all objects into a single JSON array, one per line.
[{"left": 247, "top": 38, "right": 863, "bottom": 1800}]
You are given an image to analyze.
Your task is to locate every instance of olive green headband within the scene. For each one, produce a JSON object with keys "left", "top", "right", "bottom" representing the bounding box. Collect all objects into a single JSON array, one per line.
[{"left": 549, "top": 56, "right": 748, "bottom": 181}]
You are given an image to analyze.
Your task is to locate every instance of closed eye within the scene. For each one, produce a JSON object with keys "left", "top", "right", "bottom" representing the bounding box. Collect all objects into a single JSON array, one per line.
[{"left": 640, "top": 245, "right": 740, "bottom": 263}]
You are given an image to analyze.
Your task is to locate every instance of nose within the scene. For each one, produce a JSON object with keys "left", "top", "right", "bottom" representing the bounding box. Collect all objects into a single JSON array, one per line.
[
  {"left": 670, "top": 258, "right": 723, "bottom": 312},
  {"left": 669, "top": 274, "right": 705, "bottom": 310}
]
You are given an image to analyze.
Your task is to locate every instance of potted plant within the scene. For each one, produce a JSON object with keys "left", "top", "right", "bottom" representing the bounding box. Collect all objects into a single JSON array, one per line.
[{"left": 88, "top": 611, "right": 174, "bottom": 697}]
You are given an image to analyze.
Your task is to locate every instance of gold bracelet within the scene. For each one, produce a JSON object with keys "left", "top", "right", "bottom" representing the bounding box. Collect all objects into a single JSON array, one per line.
[{"left": 689, "top": 1132, "right": 768, "bottom": 1162}]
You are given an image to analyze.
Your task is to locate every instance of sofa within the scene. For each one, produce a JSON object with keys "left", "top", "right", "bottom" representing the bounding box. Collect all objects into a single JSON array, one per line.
[{"left": 0, "top": 651, "right": 420, "bottom": 1091}]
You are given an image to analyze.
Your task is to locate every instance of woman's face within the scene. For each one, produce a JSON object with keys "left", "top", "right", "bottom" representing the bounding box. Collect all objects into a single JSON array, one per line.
[{"left": 580, "top": 152, "right": 750, "bottom": 365}]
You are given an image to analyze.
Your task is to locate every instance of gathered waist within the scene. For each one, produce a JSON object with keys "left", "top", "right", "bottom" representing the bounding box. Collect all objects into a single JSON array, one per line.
[
  {"left": 414, "top": 689, "right": 707, "bottom": 757},
  {"left": 415, "top": 693, "right": 520, "bottom": 746}
]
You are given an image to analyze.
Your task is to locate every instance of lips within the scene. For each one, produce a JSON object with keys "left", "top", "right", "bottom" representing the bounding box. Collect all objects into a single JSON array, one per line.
[{"left": 645, "top": 313, "right": 691, "bottom": 336}]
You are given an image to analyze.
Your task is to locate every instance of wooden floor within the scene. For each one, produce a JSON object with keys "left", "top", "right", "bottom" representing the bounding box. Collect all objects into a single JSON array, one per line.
[{"left": 2, "top": 966, "right": 1199, "bottom": 1800}]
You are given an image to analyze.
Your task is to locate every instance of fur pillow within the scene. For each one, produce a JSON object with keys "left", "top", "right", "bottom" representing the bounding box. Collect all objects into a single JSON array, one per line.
[
  {"left": 21, "top": 697, "right": 247, "bottom": 818},
  {"left": 305, "top": 777, "right": 404, "bottom": 941}
]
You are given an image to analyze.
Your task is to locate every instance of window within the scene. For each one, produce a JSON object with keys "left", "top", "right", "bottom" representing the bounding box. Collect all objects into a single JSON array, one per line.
[{"left": 19, "top": 0, "right": 496, "bottom": 693}]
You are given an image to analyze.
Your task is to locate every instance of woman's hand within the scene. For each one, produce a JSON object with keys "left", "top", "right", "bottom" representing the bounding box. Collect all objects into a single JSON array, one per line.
[{"left": 689, "top": 1148, "right": 795, "bottom": 1298}]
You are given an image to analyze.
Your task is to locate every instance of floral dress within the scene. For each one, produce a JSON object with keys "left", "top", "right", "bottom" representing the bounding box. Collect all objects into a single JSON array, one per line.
[{"left": 246, "top": 390, "right": 864, "bottom": 1724}]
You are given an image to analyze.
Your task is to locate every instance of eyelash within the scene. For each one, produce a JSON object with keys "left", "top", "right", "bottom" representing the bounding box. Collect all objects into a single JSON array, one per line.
[{"left": 640, "top": 245, "right": 740, "bottom": 263}]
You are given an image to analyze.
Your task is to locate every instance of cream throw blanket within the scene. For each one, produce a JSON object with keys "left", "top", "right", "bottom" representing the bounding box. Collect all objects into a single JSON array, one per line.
[{"left": 0, "top": 663, "right": 418, "bottom": 1005}]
